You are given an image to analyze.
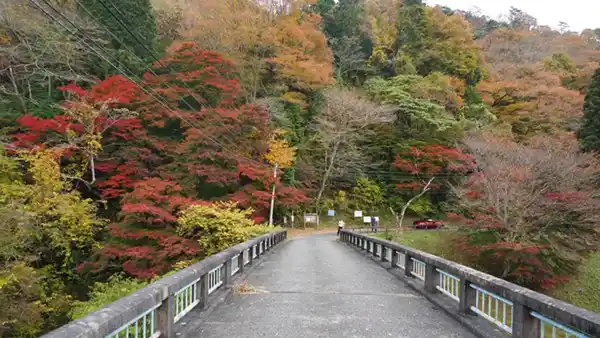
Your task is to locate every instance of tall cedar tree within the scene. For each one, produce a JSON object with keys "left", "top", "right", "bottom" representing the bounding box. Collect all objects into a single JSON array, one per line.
[{"left": 577, "top": 68, "right": 600, "bottom": 152}]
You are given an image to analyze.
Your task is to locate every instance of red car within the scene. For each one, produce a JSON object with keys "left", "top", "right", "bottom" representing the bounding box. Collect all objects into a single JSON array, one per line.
[{"left": 413, "top": 218, "right": 444, "bottom": 229}]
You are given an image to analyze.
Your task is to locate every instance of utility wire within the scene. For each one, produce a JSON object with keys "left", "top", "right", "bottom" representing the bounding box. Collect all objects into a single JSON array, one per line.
[
  {"left": 71, "top": 0, "right": 265, "bottom": 168},
  {"left": 78, "top": 0, "right": 256, "bottom": 159},
  {"left": 31, "top": 0, "right": 269, "bottom": 171}
]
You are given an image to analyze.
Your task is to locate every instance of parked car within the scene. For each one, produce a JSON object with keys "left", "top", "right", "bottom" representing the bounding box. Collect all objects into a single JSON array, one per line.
[{"left": 412, "top": 218, "right": 444, "bottom": 229}]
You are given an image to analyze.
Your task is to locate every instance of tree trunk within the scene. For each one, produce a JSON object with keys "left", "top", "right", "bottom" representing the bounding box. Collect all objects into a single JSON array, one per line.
[
  {"left": 9, "top": 66, "right": 26, "bottom": 111},
  {"left": 315, "top": 140, "right": 340, "bottom": 213},
  {"left": 393, "top": 177, "right": 435, "bottom": 240}
]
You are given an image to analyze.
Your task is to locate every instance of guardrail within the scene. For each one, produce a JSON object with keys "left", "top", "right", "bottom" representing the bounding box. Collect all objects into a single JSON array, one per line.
[
  {"left": 340, "top": 230, "right": 600, "bottom": 338},
  {"left": 42, "top": 230, "right": 287, "bottom": 338}
]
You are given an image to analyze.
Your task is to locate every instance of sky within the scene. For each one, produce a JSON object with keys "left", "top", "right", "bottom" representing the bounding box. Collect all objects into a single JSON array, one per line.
[{"left": 424, "top": 0, "right": 600, "bottom": 32}]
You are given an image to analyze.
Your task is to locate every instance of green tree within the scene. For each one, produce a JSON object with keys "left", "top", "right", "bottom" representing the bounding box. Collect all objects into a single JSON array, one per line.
[
  {"left": 0, "top": 149, "right": 103, "bottom": 336},
  {"left": 317, "top": 0, "right": 371, "bottom": 85},
  {"left": 396, "top": 0, "right": 429, "bottom": 60},
  {"left": 351, "top": 178, "right": 384, "bottom": 212},
  {"left": 70, "top": 274, "right": 147, "bottom": 320},
  {"left": 79, "top": 0, "right": 157, "bottom": 65},
  {"left": 577, "top": 68, "right": 600, "bottom": 152}
]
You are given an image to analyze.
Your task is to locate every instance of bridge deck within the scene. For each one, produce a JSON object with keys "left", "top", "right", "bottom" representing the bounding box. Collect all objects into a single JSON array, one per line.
[{"left": 181, "top": 234, "right": 476, "bottom": 337}]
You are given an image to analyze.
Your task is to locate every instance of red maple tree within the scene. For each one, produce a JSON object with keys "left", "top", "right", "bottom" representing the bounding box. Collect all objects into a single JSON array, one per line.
[
  {"left": 451, "top": 133, "right": 600, "bottom": 290},
  {"left": 11, "top": 43, "right": 308, "bottom": 279}
]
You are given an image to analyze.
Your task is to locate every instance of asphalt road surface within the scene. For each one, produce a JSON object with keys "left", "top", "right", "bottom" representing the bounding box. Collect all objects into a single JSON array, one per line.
[{"left": 189, "top": 234, "right": 476, "bottom": 338}]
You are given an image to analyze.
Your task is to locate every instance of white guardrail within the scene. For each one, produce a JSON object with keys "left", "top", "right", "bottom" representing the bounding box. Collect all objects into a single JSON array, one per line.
[
  {"left": 340, "top": 230, "right": 600, "bottom": 338},
  {"left": 42, "top": 230, "right": 288, "bottom": 338}
]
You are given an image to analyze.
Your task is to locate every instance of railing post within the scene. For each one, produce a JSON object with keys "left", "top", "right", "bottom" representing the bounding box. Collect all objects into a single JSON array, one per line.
[
  {"left": 390, "top": 249, "right": 398, "bottom": 267},
  {"left": 156, "top": 290, "right": 174, "bottom": 338},
  {"left": 381, "top": 246, "right": 387, "bottom": 262},
  {"left": 238, "top": 252, "right": 245, "bottom": 274},
  {"left": 458, "top": 277, "right": 475, "bottom": 314},
  {"left": 424, "top": 263, "right": 439, "bottom": 293},
  {"left": 360, "top": 238, "right": 365, "bottom": 250},
  {"left": 224, "top": 257, "right": 233, "bottom": 286},
  {"left": 199, "top": 273, "right": 209, "bottom": 309},
  {"left": 404, "top": 254, "right": 413, "bottom": 277},
  {"left": 248, "top": 247, "right": 254, "bottom": 266},
  {"left": 513, "top": 303, "right": 539, "bottom": 338}
]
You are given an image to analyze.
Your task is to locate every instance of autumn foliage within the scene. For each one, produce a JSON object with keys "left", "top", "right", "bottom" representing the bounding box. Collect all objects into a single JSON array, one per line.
[
  {"left": 11, "top": 43, "right": 307, "bottom": 279},
  {"left": 451, "top": 133, "right": 600, "bottom": 290},
  {"left": 393, "top": 144, "right": 474, "bottom": 191}
]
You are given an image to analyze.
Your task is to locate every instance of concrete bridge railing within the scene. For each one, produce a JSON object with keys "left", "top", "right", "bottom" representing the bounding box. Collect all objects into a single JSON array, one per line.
[
  {"left": 340, "top": 230, "right": 600, "bottom": 338},
  {"left": 42, "top": 230, "right": 288, "bottom": 338}
]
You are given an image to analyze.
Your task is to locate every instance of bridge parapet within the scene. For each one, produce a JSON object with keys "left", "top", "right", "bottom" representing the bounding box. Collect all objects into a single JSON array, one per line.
[
  {"left": 41, "top": 230, "right": 288, "bottom": 338},
  {"left": 340, "top": 230, "right": 600, "bottom": 338}
]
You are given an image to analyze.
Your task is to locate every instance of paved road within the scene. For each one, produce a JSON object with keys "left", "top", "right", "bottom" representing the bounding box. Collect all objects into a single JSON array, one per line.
[{"left": 190, "top": 234, "right": 476, "bottom": 338}]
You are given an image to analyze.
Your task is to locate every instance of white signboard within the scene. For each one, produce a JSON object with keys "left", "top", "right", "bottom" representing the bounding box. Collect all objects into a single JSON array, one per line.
[
  {"left": 354, "top": 210, "right": 363, "bottom": 217},
  {"left": 304, "top": 215, "right": 318, "bottom": 224},
  {"left": 374, "top": 216, "right": 379, "bottom": 222},
  {"left": 363, "top": 216, "right": 371, "bottom": 223}
]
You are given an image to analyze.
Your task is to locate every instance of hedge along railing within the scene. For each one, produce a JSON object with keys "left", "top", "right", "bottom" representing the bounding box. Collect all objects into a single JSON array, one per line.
[
  {"left": 42, "top": 230, "right": 287, "bottom": 338},
  {"left": 339, "top": 230, "right": 600, "bottom": 338}
]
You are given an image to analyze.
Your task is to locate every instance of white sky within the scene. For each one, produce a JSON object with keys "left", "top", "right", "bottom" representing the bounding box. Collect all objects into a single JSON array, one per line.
[{"left": 424, "top": 0, "right": 600, "bottom": 32}]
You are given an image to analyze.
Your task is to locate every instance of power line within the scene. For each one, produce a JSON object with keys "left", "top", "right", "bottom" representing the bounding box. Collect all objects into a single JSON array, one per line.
[
  {"left": 70, "top": 0, "right": 263, "bottom": 168},
  {"left": 78, "top": 0, "right": 255, "bottom": 158},
  {"left": 31, "top": 0, "right": 269, "bottom": 171}
]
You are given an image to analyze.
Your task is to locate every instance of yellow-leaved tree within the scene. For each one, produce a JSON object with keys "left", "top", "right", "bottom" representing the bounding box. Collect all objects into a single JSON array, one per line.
[
  {"left": 264, "top": 129, "right": 296, "bottom": 169},
  {"left": 175, "top": 0, "right": 334, "bottom": 100},
  {"left": 0, "top": 148, "right": 103, "bottom": 337}
]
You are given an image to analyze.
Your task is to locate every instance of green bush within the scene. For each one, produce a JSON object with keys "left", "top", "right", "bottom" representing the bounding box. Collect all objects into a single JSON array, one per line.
[
  {"left": 0, "top": 264, "right": 72, "bottom": 337},
  {"left": 70, "top": 274, "right": 147, "bottom": 320},
  {"left": 177, "top": 202, "right": 279, "bottom": 256}
]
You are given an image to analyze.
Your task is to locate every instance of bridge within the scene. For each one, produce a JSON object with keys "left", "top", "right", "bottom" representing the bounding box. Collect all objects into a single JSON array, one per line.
[{"left": 42, "top": 229, "right": 600, "bottom": 338}]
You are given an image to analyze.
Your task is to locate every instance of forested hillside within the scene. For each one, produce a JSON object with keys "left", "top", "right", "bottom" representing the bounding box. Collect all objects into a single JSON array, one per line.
[{"left": 1, "top": 0, "right": 599, "bottom": 335}]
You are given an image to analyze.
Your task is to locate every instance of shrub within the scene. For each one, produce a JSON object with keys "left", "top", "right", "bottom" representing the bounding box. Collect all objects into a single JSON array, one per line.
[
  {"left": 70, "top": 274, "right": 147, "bottom": 320},
  {"left": 178, "top": 202, "right": 261, "bottom": 255}
]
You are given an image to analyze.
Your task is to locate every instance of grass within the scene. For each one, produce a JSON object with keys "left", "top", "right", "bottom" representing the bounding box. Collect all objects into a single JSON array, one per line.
[
  {"left": 374, "top": 229, "right": 463, "bottom": 262},
  {"left": 551, "top": 252, "right": 600, "bottom": 314}
]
